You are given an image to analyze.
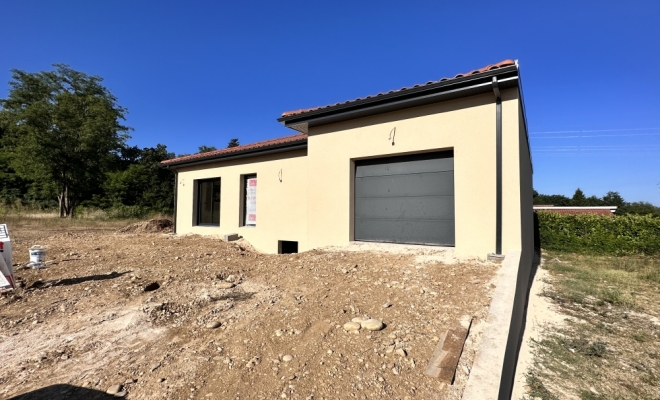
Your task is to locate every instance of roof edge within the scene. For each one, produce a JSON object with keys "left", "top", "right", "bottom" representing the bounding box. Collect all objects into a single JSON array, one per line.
[
  {"left": 278, "top": 62, "right": 518, "bottom": 124},
  {"left": 162, "top": 136, "right": 308, "bottom": 168}
]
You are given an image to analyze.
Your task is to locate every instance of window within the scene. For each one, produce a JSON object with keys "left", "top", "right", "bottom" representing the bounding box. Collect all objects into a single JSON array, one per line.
[
  {"left": 197, "top": 178, "right": 220, "bottom": 225},
  {"left": 242, "top": 174, "right": 257, "bottom": 226}
]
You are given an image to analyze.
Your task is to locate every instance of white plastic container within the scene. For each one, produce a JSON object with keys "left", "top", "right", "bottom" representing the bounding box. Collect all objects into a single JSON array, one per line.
[{"left": 29, "top": 245, "right": 47, "bottom": 269}]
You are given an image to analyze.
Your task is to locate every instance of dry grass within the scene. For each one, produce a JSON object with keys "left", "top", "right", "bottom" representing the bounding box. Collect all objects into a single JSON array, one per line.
[
  {"left": 0, "top": 209, "right": 170, "bottom": 233},
  {"left": 526, "top": 252, "right": 660, "bottom": 399},
  {"left": 1, "top": 214, "right": 132, "bottom": 232}
]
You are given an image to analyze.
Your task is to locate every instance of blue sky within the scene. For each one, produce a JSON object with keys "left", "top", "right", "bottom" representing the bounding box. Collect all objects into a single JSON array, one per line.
[{"left": 2, "top": 1, "right": 659, "bottom": 204}]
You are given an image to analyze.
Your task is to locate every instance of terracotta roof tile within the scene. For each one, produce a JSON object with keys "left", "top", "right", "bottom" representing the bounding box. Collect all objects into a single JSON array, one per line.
[
  {"left": 161, "top": 133, "right": 307, "bottom": 165},
  {"left": 281, "top": 59, "right": 516, "bottom": 118}
]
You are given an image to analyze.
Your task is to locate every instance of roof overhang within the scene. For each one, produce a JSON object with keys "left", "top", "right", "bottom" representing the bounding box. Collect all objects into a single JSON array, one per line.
[
  {"left": 278, "top": 65, "right": 520, "bottom": 133},
  {"left": 162, "top": 139, "right": 307, "bottom": 169}
]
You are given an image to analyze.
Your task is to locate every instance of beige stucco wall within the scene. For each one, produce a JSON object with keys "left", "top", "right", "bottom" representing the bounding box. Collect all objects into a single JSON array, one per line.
[
  {"left": 306, "top": 89, "right": 524, "bottom": 258},
  {"left": 172, "top": 89, "right": 531, "bottom": 259},
  {"left": 173, "top": 150, "right": 308, "bottom": 254}
]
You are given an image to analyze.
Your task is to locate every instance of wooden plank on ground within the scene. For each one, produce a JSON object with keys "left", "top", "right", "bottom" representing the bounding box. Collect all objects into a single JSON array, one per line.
[{"left": 424, "top": 318, "right": 473, "bottom": 383}]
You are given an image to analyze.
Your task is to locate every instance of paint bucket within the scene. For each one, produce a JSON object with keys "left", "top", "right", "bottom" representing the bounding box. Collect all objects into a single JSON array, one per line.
[{"left": 29, "top": 245, "right": 46, "bottom": 269}]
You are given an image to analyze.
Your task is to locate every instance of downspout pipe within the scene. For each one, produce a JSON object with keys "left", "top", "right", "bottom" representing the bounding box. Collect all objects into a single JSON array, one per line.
[{"left": 492, "top": 77, "right": 503, "bottom": 255}]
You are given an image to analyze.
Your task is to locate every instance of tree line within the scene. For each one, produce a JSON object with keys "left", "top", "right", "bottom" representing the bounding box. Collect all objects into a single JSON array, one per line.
[
  {"left": 5, "top": 66, "right": 656, "bottom": 220},
  {"left": 534, "top": 188, "right": 660, "bottom": 217},
  {"left": 0, "top": 64, "right": 237, "bottom": 218}
]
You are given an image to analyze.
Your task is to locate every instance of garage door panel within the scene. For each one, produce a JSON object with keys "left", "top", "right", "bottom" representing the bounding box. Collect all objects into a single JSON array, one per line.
[
  {"left": 354, "top": 219, "right": 455, "bottom": 246},
  {"left": 355, "top": 172, "right": 454, "bottom": 197},
  {"left": 354, "top": 151, "right": 455, "bottom": 246},
  {"left": 355, "top": 196, "right": 454, "bottom": 220},
  {"left": 356, "top": 156, "right": 453, "bottom": 178}
]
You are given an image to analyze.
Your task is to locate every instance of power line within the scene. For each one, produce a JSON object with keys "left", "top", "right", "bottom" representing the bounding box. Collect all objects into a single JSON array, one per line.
[
  {"left": 533, "top": 146, "right": 660, "bottom": 151},
  {"left": 535, "top": 154, "right": 660, "bottom": 158},
  {"left": 531, "top": 127, "right": 660, "bottom": 135},
  {"left": 534, "top": 150, "right": 660, "bottom": 155},
  {"left": 531, "top": 132, "right": 660, "bottom": 139},
  {"left": 534, "top": 145, "right": 660, "bottom": 149}
]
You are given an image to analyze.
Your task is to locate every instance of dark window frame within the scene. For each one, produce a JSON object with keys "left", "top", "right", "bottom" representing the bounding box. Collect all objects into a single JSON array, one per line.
[{"left": 196, "top": 178, "right": 221, "bottom": 226}]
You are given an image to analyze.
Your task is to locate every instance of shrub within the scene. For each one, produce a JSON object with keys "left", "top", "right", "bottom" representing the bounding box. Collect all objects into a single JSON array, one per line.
[{"left": 537, "top": 212, "right": 660, "bottom": 255}]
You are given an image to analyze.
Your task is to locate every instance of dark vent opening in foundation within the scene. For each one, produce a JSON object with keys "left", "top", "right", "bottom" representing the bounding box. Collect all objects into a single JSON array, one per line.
[{"left": 278, "top": 240, "right": 298, "bottom": 254}]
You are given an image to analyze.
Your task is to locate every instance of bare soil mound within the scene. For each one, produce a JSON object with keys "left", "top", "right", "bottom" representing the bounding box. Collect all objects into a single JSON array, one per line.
[
  {"left": 2, "top": 225, "right": 497, "bottom": 400},
  {"left": 117, "top": 218, "right": 173, "bottom": 233}
]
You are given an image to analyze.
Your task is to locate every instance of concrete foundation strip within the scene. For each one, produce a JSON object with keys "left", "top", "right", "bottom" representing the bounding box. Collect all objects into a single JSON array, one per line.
[{"left": 462, "top": 250, "right": 523, "bottom": 400}]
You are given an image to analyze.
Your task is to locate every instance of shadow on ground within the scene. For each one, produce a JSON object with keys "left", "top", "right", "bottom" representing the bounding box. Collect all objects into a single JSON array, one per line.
[
  {"left": 8, "top": 384, "right": 117, "bottom": 400},
  {"left": 27, "top": 271, "right": 131, "bottom": 290}
]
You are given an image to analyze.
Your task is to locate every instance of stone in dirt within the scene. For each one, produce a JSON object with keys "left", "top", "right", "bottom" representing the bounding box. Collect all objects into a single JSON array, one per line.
[
  {"left": 424, "top": 319, "right": 472, "bottom": 382},
  {"left": 114, "top": 391, "right": 127, "bottom": 398},
  {"left": 143, "top": 282, "right": 160, "bottom": 292},
  {"left": 351, "top": 316, "right": 369, "bottom": 324},
  {"left": 343, "top": 322, "right": 361, "bottom": 331},
  {"left": 106, "top": 384, "right": 123, "bottom": 395},
  {"left": 206, "top": 321, "right": 221, "bottom": 329},
  {"left": 282, "top": 355, "right": 293, "bottom": 362},
  {"left": 361, "top": 319, "right": 385, "bottom": 331},
  {"left": 216, "top": 282, "right": 235, "bottom": 289}
]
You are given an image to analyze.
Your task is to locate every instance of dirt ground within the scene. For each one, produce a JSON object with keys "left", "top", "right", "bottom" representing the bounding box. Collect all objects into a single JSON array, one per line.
[{"left": 0, "top": 220, "right": 498, "bottom": 400}]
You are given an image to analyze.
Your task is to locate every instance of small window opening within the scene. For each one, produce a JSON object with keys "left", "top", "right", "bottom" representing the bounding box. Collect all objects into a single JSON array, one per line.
[
  {"left": 241, "top": 174, "right": 257, "bottom": 227},
  {"left": 278, "top": 240, "right": 298, "bottom": 254}
]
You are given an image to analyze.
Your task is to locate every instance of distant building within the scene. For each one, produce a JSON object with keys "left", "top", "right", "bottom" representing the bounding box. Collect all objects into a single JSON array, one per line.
[{"left": 533, "top": 206, "right": 617, "bottom": 217}]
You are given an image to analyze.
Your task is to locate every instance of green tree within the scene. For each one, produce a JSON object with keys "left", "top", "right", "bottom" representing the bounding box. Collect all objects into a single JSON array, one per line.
[
  {"left": 227, "top": 138, "right": 240, "bottom": 148},
  {"left": 0, "top": 64, "right": 131, "bottom": 217},
  {"left": 533, "top": 193, "right": 571, "bottom": 206},
  {"left": 619, "top": 201, "right": 660, "bottom": 217},
  {"left": 571, "top": 188, "right": 587, "bottom": 206},
  {"left": 104, "top": 144, "right": 175, "bottom": 211},
  {"left": 0, "top": 116, "right": 29, "bottom": 204},
  {"left": 198, "top": 145, "right": 217, "bottom": 153},
  {"left": 603, "top": 191, "right": 625, "bottom": 208},
  {"left": 584, "top": 195, "right": 604, "bottom": 206}
]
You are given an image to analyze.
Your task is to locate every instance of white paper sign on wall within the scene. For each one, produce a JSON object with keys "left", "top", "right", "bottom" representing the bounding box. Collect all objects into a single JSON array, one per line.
[{"left": 246, "top": 178, "right": 257, "bottom": 226}]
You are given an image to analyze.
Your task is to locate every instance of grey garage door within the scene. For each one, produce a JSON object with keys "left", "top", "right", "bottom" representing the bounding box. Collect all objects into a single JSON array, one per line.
[{"left": 354, "top": 151, "right": 455, "bottom": 246}]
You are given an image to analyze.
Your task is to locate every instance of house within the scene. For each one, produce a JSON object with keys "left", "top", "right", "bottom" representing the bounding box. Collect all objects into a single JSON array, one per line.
[
  {"left": 533, "top": 205, "right": 617, "bottom": 216},
  {"left": 162, "top": 59, "right": 533, "bottom": 261}
]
